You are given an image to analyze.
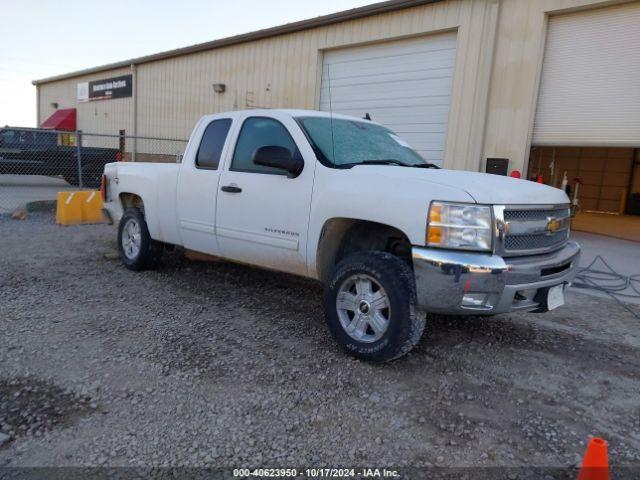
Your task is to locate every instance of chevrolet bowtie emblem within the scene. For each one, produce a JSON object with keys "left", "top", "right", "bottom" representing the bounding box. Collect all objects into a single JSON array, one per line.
[{"left": 546, "top": 217, "right": 561, "bottom": 233}]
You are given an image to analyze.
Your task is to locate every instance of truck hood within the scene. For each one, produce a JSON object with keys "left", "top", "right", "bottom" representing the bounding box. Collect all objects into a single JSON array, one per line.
[{"left": 355, "top": 166, "right": 570, "bottom": 205}]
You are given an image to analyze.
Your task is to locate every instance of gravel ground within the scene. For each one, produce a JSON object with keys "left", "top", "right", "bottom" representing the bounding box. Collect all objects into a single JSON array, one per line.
[{"left": 1, "top": 212, "right": 639, "bottom": 471}]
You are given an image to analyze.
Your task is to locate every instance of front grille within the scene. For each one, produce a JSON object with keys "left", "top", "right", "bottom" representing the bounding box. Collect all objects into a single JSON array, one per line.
[
  {"left": 504, "top": 208, "right": 569, "bottom": 221},
  {"left": 499, "top": 205, "right": 570, "bottom": 256},
  {"left": 504, "top": 230, "right": 569, "bottom": 251}
]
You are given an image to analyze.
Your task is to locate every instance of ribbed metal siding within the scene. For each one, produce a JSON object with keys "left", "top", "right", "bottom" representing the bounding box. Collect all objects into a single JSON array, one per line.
[
  {"left": 38, "top": 67, "right": 133, "bottom": 135},
  {"left": 37, "top": 0, "right": 500, "bottom": 171},
  {"left": 533, "top": 2, "right": 640, "bottom": 147},
  {"left": 132, "top": 0, "right": 495, "bottom": 157},
  {"left": 320, "top": 32, "right": 458, "bottom": 166}
]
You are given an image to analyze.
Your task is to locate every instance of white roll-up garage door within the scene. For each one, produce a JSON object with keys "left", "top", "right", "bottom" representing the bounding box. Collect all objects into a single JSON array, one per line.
[
  {"left": 320, "top": 32, "right": 457, "bottom": 166},
  {"left": 533, "top": 2, "right": 640, "bottom": 147}
]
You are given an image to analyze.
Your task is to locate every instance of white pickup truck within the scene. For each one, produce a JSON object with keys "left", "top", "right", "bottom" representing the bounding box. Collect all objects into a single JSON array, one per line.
[{"left": 102, "top": 109, "right": 580, "bottom": 362}]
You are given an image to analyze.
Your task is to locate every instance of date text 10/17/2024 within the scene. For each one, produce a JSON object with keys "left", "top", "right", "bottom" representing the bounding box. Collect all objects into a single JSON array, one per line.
[{"left": 233, "top": 468, "right": 400, "bottom": 478}]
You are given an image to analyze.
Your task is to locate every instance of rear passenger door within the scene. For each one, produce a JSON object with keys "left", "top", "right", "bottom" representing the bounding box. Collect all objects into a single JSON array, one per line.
[
  {"left": 215, "top": 114, "right": 315, "bottom": 276},
  {"left": 177, "top": 117, "right": 233, "bottom": 255}
]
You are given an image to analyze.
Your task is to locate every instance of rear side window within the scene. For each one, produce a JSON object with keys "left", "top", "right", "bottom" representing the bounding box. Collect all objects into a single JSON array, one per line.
[{"left": 196, "top": 119, "right": 232, "bottom": 169}]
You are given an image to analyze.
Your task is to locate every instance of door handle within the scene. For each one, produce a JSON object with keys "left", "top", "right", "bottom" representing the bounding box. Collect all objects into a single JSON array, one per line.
[{"left": 221, "top": 185, "right": 242, "bottom": 193}]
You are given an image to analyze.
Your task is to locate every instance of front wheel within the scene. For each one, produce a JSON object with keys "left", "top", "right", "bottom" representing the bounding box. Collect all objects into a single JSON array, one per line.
[
  {"left": 323, "top": 251, "right": 426, "bottom": 362},
  {"left": 118, "top": 208, "right": 162, "bottom": 271}
]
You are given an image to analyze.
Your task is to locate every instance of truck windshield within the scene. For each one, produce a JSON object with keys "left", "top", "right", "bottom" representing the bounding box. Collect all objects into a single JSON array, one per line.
[
  {"left": 297, "top": 116, "right": 429, "bottom": 168},
  {"left": 0, "top": 129, "right": 17, "bottom": 145}
]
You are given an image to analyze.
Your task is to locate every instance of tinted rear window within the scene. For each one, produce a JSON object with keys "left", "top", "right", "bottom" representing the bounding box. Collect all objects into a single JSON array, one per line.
[{"left": 196, "top": 119, "right": 232, "bottom": 169}]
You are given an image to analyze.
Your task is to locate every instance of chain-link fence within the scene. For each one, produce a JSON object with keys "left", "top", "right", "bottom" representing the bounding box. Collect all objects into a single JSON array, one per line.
[{"left": 0, "top": 127, "right": 187, "bottom": 213}]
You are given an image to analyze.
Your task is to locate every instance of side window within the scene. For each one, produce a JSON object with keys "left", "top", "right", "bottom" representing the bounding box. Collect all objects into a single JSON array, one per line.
[
  {"left": 231, "top": 117, "right": 298, "bottom": 174},
  {"left": 17, "top": 131, "right": 30, "bottom": 145},
  {"left": 35, "top": 132, "right": 57, "bottom": 147},
  {"left": 196, "top": 118, "right": 232, "bottom": 169},
  {"left": 0, "top": 130, "right": 16, "bottom": 144}
]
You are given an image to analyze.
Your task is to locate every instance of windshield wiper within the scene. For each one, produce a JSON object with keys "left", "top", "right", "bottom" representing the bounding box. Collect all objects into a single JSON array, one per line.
[
  {"left": 412, "top": 162, "right": 441, "bottom": 169},
  {"left": 340, "top": 159, "right": 441, "bottom": 169},
  {"left": 342, "top": 159, "right": 411, "bottom": 167}
]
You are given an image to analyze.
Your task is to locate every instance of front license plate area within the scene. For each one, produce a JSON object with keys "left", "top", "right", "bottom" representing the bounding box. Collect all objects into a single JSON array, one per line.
[
  {"left": 532, "top": 284, "right": 566, "bottom": 313},
  {"left": 547, "top": 284, "right": 565, "bottom": 311}
]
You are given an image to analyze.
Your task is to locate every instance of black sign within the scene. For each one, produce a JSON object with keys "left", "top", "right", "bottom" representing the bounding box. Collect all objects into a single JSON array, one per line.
[
  {"left": 486, "top": 158, "right": 509, "bottom": 176},
  {"left": 87, "top": 74, "right": 133, "bottom": 101}
]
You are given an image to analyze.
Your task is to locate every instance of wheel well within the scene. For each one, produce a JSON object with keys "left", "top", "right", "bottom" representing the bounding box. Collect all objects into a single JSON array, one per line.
[
  {"left": 316, "top": 218, "right": 412, "bottom": 283},
  {"left": 119, "top": 193, "right": 144, "bottom": 213}
]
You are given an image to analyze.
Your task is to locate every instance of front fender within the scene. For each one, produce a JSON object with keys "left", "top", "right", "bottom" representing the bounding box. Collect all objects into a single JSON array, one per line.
[{"left": 306, "top": 165, "right": 474, "bottom": 279}]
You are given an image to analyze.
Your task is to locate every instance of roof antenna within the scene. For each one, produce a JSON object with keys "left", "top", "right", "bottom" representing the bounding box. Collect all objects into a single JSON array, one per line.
[
  {"left": 364, "top": 113, "right": 371, "bottom": 121},
  {"left": 326, "top": 64, "right": 336, "bottom": 165}
]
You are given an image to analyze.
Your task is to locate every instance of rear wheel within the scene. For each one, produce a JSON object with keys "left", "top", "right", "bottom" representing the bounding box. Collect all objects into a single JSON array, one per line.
[
  {"left": 323, "top": 251, "right": 426, "bottom": 362},
  {"left": 118, "top": 208, "right": 162, "bottom": 270}
]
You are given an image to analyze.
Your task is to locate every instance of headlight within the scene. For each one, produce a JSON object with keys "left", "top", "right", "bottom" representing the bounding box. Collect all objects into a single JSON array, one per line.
[{"left": 427, "top": 202, "right": 492, "bottom": 251}]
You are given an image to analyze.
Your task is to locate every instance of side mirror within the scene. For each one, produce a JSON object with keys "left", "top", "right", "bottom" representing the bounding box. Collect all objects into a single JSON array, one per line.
[{"left": 252, "top": 145, "right": 303, "bottom": 178}]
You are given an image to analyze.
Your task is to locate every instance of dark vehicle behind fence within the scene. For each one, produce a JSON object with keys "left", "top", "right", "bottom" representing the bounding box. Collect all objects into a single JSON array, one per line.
[{"left": 0, "top": 127, "right": 121, "bottom": 188}]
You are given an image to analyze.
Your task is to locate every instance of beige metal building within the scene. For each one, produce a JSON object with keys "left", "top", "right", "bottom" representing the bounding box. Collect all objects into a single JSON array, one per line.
[{"left": 33, "top": 0, "right": 640, "bottom": 214}]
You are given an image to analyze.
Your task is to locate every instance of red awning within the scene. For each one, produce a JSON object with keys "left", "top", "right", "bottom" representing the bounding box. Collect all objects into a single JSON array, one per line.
[{"left": 41, "top": 108, "right": 76, "bottom": 131}]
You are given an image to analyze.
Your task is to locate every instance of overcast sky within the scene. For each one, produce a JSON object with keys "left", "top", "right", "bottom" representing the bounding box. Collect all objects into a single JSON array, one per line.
[{"left": 0, "top": 0, "right": 376, "bottom": 127}]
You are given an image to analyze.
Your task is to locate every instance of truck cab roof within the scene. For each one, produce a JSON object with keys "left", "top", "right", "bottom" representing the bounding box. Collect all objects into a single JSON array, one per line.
[{"left": 200, "top": 109, "right": 377, "bottom": 124}]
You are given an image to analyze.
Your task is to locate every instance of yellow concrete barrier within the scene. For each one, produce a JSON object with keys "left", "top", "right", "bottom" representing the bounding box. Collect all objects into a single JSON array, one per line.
[
  {"left": 82, "top": 190, "right": 104, "bottom": 224},
  {"left": 56, "top": 191, "right": 104, "bottom": 226}
]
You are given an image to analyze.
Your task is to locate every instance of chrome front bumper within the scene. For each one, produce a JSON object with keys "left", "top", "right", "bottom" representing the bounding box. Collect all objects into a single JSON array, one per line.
[{"left": 412, "top": 241, "right": 580, "bottom": 315}]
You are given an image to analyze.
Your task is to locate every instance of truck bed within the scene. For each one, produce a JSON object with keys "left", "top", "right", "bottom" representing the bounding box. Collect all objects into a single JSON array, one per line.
[{"left": 104, "top": 162, "right": 182, "bottom": 245}]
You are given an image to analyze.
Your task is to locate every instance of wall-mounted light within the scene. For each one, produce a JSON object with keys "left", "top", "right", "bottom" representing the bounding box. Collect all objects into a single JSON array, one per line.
[
  {"left": 50, "top": 102, "right": 59, "bottom": 109},
  {"left": 212, "top": 83, "right": 226, "bottom": 93}
]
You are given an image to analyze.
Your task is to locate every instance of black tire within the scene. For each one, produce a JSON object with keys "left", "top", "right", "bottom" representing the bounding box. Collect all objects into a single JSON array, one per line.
[
  {"left": 118, "top": 207, "right": 163, "bottom": 271},
  {"left": 323, "top": 251, "right": 426, "bottom": 362}
]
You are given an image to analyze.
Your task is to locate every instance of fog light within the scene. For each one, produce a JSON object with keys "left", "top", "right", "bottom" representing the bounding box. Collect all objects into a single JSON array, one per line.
[{"left": 462, "top": 293, "right": 488, "bottom": 307}]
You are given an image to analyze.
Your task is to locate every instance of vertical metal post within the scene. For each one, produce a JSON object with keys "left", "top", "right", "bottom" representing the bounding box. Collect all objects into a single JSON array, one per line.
[
  {"left": 119, "top": 129, "right": 126, "bottom": 159},
  {"left": 76, "top": 130, "right": 83, "bottom": 189},
  {"left": 36, "top": 87, "right": 41, "bottom": 127},
  {"left": 131, "top": 64, "right": 137, "bottom": 162},
  {"left": 625, "top": 148, "right": 639, "bottom": 215},
  {"left": 551, "top": 148, "right": 557, "bottom": 188}
]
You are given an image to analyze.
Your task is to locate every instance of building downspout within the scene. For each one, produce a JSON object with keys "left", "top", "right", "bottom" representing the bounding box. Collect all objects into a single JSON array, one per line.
[{"left": 131, "top": 63, "right": 137, "bottom": 161}]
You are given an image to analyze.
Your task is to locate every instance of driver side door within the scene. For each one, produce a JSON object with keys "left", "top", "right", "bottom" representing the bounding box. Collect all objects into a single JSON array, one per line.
[{"left": 215, "top": 115, "right": 315, "bottom": 276}]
